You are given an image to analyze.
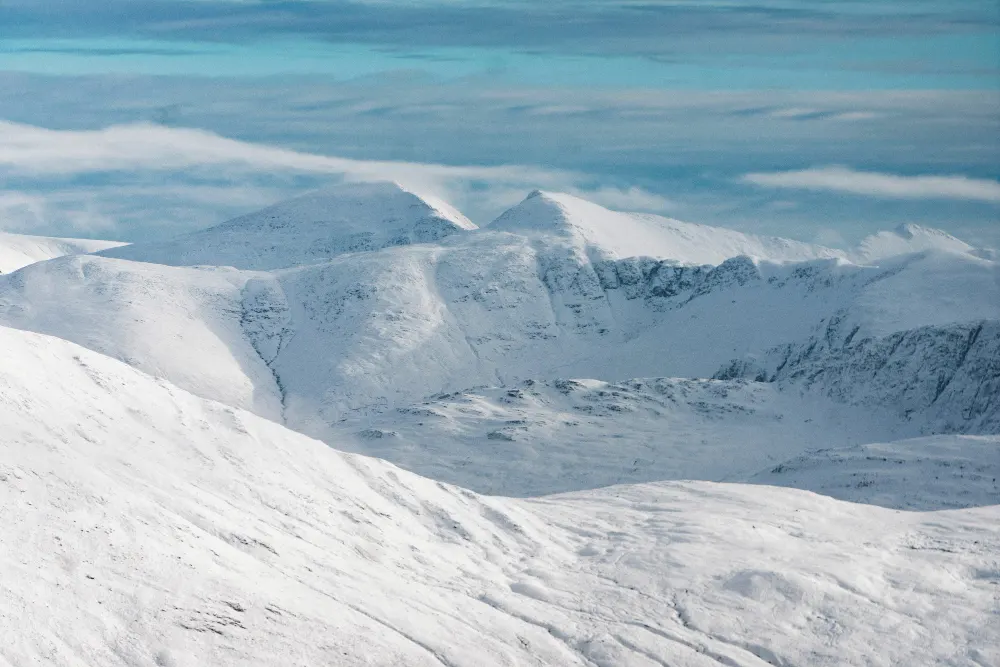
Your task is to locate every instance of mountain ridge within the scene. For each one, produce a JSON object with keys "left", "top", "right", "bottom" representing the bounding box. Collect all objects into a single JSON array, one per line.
[{"left": 0, "top": 230, "right": 126, "bottom": 273}]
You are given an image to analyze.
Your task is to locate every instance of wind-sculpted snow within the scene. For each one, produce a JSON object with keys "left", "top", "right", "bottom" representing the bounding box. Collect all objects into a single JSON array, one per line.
[
  {"left": 0, "top": 230, "right": 126, "bottom": 273},
  {"left": 103, "top": 181, "right": 476, "bottom": 271},
  {"left": 2, "top": 324, "right": 998, "bottom": 666}
]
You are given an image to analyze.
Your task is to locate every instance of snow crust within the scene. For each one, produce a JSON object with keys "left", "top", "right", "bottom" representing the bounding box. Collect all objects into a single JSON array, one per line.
[{"left": 0, "top": 230, "right": 126, "bottom": 273}]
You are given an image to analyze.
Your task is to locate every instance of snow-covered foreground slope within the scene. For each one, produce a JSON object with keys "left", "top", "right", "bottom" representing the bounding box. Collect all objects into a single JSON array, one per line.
[
  {"left": 0, "top": 230, "right": 126, "bottom": 273},
  {"left": 3, "top": 324, "right": 998, "bottom": 667},
  {"left": 102, "top": 181, "right": 476, "bottom": 270}
]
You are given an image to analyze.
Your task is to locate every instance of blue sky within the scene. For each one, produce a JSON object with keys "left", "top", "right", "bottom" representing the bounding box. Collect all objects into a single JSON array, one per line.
[{"left": 1, "top": 0, "right": 998, "bottom": 247}]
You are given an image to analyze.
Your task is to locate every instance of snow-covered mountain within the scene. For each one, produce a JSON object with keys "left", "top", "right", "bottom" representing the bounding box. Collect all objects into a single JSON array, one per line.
[
  {"left": 2, "top": 184, "right": 997, "bottom": 495},
  {"left": 0, "top": 230, "right": 126, "bottom": 273},
  {"left": 3, "top": 324, "right": 997, "bottom": 667},
  {"left": 3, "top": 181, "right": 998, "bottom": 665},
  {"left": 102, "top": 181, "right": 476, "bottom": 270},
  {"left": 854, "top": 222, "right": 989, "bottom": 261},
  {"left": 491, "top": 189, "right": 845, "bottom": 264}
]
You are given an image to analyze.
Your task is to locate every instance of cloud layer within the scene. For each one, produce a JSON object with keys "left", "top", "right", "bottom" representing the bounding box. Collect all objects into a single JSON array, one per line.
[
  {"left": 742, "top": 166, "right": 1000, "bottom": 202},
  {"left": 0, "top": 120, "right": 673, "bottom": 238},
  {"left": 2, "top": 1, "right": 996, "bottom": 90}
]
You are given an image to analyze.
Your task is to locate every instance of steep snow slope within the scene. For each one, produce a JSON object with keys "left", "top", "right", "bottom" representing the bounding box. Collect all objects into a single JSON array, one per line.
[
  {"left": 491, "top": 190, "right": 845, "bottom": 264},
  {"left": 0, "top": 230, "right": 126, "bottom": 273},
  {"left": 0, "top": 254, "right": 281, "bottom": 420},
  {"left": 103, "top": 181, "right": 476, "bottom": 270},
  {"left": 2, "top": 324, "right": 998, "bottom": 667}
]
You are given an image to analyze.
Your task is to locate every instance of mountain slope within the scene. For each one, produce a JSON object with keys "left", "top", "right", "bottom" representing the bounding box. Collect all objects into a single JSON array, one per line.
[
  {"left": 102, "top": 181, "right": 477, "bottom": 270},
  {"left": 715, "top": 319, "right": 1000, "bottom": 434},
  {"left": 3, "top": 203, "right": 997, "bottom": 497},
  {"left": 0, "top": 230, "right": 126, "bottom": 273},
  {"left": 490, "top": 190, "right": 845, "bottom": 264},
  {"left": 2, "top": 324, "right": 998, "bottom": 667},
  {"left": 266, "top": 242, "right": 999, "bottom": 431},
  {"left": 0, "top": 254, "right": 282, "bottom": 420}
]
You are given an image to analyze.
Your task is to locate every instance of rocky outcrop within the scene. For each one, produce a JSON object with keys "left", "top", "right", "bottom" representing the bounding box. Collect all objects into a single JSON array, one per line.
[{"left": 715, "top": 320, "right": 1000, "bottom": 434}]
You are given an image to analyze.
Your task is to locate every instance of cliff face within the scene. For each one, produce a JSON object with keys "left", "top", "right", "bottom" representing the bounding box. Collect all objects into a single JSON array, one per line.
[{"left": 716, "top": 319, "right": 1000, "bottom": 435}]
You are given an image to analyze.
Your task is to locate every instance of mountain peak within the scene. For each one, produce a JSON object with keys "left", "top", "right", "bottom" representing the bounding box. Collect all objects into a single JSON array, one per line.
[
  {"left": 217, "top": 180, "right": 476, "bottom": 233},
  {"left": 855, "top": 223, "right": 975, "bottom": 262},
  {"left": 490, "top": 190, "right": 842, "bottom": 265},
  {"left": 103, "top": 180, "right": 476, "bottom": 270}
]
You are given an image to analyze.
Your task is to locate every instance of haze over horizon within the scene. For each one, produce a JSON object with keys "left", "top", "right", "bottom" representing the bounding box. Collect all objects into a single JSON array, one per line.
[{"left": 1, "top": 0, "right": 998, "bottom": 248}]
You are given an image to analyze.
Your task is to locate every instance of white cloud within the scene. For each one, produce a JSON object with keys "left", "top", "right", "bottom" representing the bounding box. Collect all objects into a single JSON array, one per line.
[
  {"left": 0, "top": 120, "right": 675, "bottom": 237},
  {"left": 741, "top": 166, "right": 1000, "bottom": 203},
  {"left": 0, "top": 120, "right": 559, "bottom": 187},
  {"left": 0, "top": 190, "right": 117, "bottom": 234}
]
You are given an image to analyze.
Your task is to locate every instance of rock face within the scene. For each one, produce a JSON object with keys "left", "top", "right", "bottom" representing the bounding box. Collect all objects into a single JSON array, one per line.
[{"left": 716, "top": 320, "right": 1000, "bottom": 434}]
